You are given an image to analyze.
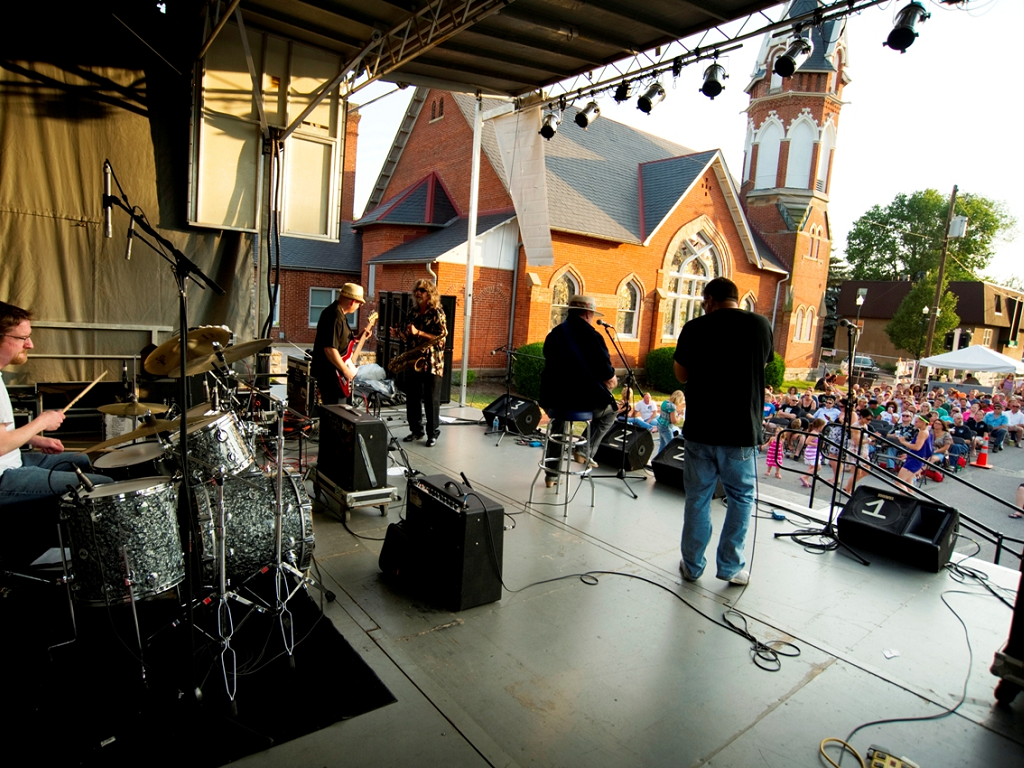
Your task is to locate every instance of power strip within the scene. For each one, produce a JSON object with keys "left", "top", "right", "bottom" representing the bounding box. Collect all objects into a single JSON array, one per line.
[{"left": 866, "top": 745, "right": 920, "bottom": 768}]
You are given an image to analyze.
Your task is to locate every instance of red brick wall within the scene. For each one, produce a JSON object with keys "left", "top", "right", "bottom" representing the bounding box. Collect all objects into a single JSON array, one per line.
[
  {"left": 381, "top": 89, "right": 512, "bottom": 215},
  {"left": 275, "top": 269, "right": 361, "bottom": 345},
  {"left": 341, "top": 110, "right": 360, "bottom": 222}
]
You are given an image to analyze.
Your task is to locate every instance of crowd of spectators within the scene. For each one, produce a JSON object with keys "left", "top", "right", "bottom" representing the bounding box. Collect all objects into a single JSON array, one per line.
[{"left": 758, "top": 375, "right": 1022, "bottom": 490}]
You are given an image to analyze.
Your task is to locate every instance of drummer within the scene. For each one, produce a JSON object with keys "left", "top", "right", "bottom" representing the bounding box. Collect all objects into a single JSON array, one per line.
[{"left": 0, "top": 301, "right": 112, "bottom": 508}]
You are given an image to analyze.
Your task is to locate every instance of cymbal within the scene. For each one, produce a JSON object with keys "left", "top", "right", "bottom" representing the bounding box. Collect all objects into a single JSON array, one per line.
[
  {"left": 93, "top": 442, "right": 167, "bottom": 469},
  {"left": 98, "top": 402, "right": 169, "bottom": 417},
  {"left": 168, "top": 338, "right": 273, "bottom": 378},
  {"left": 145, "top": 326, "right": 232, "bottom": 376},
  {"left": 83, "top": 417, "right": 178, "bottom": 453}
]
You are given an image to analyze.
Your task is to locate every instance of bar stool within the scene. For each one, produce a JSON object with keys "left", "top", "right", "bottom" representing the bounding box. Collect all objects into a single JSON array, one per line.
[{"left": 528, "top": 409, "right": 596, "bottom": 518}]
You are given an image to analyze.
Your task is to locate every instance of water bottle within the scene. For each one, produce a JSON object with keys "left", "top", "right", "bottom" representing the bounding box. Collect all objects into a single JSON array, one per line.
[{"left": 492, "top": 415, "right": 500, "bottom": 432}]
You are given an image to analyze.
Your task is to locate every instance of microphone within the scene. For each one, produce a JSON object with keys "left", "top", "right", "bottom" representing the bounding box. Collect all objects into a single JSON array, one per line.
[
  {"left": 596, "top": 319, "right": 614, "bottom": 329},
  {"left": 103, "top": 161, "right": 112, "bottom": 239},
  {"left": 73, "top": 466, "right": 95, "bottom": 493},
  {"left": 838, "top": 318, "right": 861, "bottom": 329},
  {"left": 124, "top": 217, "right": 135, "bottom": 260}
]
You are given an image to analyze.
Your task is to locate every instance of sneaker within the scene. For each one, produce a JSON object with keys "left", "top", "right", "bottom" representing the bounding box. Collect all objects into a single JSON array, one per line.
[
  {"left": 403, "top": 433, "right": 423, "bottom": 442},
  {"left": 679, "top": 560, "right": 699, "bottom": 582},
  {"left": 718, "top": 569, "right": 749, "bottom": 586},
  {"left": 425, "top": 436, "right": 437, "bottom": 447}
]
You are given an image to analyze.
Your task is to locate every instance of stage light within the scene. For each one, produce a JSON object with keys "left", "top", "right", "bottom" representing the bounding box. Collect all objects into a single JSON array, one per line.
[
  {"left": 773, "top": 38, "right": 812, "bottom": 78},
  {"left": 885, "top": 3, "right": 931, "bottom": 53},
  {"left": 539, "top": 109, "right": 561, "bottom": 140},
  {"left": 700, "top": 64, "right": 727, "bottom": 100},
  {"left": 574, "top": 101, "right": 601, "bottom": 129},
  {"left": 637, "top": 82, "right": 665, "bottom": 114},
  {"left": 613, "top": 81, "right": 633, "bottom": 103}
]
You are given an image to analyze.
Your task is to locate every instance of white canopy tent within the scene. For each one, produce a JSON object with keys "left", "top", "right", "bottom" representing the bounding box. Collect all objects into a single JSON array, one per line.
[{"left": 920, "top": 345, "right": 1024, "bottom": 374}]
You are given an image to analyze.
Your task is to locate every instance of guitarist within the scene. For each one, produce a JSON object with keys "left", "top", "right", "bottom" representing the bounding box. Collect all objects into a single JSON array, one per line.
[
  {"left": 312, "top": 283, "right": 369, "bottom": 405},
  {"left": 538, "top": 295, "right": 617, "bottom": 485}
]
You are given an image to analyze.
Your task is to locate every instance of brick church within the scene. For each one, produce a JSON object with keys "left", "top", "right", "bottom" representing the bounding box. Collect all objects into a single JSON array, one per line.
[{"left": 278, "top": 0, "right": 845, "bottom": 380}]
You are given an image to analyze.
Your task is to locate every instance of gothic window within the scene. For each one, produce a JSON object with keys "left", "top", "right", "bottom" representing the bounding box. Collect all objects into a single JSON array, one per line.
[
  {"left": 816, "top": 123, "right": 836, "bottom": 193},
  {"left": 550, "top": 273, "right": 579, "bottom": 329},
  {"left": 785, "top": 120, "right": 816, "bottom": 189},
  {"left": 743, "top": 296, "right": 756, "bottom": 313},
  {"left": 793, "top": 307, "right": 805, "bottom": 342},
  {"left": 616, "top": 281, "right": 640, "bottom": 338},
  {"left": 439, "top": 97, "right": 444, "bottom": 117},
  {"left": 770, "top": 57, "right": 783, "bottom": 92},
  {"left": 663, "top": 232, "right": 721, "bottom": 338},
  {"left": 754, "top": 121, "right": 782, "bottom": 190},
  {"left": 803, "top": 308, "right": 816, "bottom": 341},
  {"left": 742, "top": 123, "right": 754, "bottom": 182}
]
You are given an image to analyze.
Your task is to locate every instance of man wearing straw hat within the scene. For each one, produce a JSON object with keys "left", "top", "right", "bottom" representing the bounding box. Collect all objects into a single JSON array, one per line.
[
  {"left": 311, "top": 283, "right": 369, "bottom": 406},
  {"left": 0, "top": 301, "right": 110, "bottom": 507}
]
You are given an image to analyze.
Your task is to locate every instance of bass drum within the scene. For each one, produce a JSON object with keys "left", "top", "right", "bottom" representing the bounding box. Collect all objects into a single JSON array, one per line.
[
  {"left": 62, "top": 477, "right": 184, "bottom": 606},
  {"left": 192, "top": 469, "right": 314, "bottom": 587}
]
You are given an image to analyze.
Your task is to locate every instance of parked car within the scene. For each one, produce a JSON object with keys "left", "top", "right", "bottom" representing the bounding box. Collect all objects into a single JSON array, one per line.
[{"left": 843, "top": 355, "right": 880, "bottom": 376}]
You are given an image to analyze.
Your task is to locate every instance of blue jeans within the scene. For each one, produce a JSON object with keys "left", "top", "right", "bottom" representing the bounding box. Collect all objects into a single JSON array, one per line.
[
  {"left": 681, "top": 440, "right": 756, "bottom": 580},
  {"left": 618, "top": 416, "right": 654, "bottom": 432},
  {"left": 0, "top": 453, "right": 112, "bottom": 506}
]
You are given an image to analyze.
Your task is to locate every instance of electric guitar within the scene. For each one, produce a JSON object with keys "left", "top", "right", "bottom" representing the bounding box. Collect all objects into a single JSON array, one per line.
[{"left": 338, "top": 311, "right": 378, "bottom": 397}]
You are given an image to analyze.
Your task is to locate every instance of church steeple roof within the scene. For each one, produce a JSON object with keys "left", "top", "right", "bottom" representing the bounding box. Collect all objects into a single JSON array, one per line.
[{"left": 745, "top": 0, "right": 849, "bottom": 92}]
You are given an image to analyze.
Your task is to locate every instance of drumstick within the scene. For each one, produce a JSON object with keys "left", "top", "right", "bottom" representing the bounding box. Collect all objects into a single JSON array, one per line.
[{"left": 62, "top": 371, "right": 108, "bottom": 413}]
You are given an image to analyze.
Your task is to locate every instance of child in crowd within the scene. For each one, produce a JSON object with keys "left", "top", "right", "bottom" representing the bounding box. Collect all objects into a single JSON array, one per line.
[
  {"left": 657, "top": 390, "right": 685, "bottom": 454},
  {"left": 800, "top": 417, "right": 826, "bottom": 488},
  {"left": 763, "top": 425, "right": 783, "bottom": 479}
]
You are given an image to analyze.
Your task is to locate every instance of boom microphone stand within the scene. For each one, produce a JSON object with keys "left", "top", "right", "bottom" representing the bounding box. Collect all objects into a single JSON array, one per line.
[
  {"left": 486, "top": 346, "right": 532, "bottom": 446},
  {"left": 592, "top": 322, "right": 646, "bottom": 499},
  {"left": 774, "top": 319, "right": 869, "bottom": 565}
]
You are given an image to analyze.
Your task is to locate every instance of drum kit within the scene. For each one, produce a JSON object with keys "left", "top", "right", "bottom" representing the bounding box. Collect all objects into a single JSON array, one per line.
[{"left": 55, "top": 327, "right": 323, "bottom": 699}]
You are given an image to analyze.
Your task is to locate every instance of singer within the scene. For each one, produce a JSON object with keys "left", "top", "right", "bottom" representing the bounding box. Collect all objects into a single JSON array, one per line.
[
  {"left": 0, "top": 301, "right": 111, "bottom": 510},
  {"left": 538, "top": 295, "right": 617, "bottom": 484}
]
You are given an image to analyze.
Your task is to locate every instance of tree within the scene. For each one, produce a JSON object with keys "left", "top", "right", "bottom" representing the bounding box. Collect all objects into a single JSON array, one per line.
[
  {"left": 885, "top": 274, "right": 959, "bottom": 358},
  {"left": 845, "top": 189, "right": 1015, "bottom": 282}
]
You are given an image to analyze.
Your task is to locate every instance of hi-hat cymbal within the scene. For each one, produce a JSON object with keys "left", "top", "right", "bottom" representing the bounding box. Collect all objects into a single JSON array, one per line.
[
  {"left": 145, "top": 326, "right": 232, "bottom": 376},
  {"left": 83, "top": 417, "right": 178, "bottom": 453},
  {"left": 168, "top": 338, "right": 272, "bottom": 378},
  {"left": 98, "top": 402, "right": 169, "bottom": 417}
]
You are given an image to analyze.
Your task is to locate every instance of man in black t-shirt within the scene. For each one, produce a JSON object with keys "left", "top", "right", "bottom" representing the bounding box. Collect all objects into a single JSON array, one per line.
[
  {"left": 311, "top": 283, "right": 367, "bottom": 406},
  {"left": 673, "top": 278, "right": 774, "bottom": 587}
]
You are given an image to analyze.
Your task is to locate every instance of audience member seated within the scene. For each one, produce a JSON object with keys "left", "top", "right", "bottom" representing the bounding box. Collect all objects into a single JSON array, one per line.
[
  {"left": 1005, "top": 400, "right": 1024, "bottom": 448},
  {"left": 983, "top": 403, "right": 1010, "bottom": 452}
]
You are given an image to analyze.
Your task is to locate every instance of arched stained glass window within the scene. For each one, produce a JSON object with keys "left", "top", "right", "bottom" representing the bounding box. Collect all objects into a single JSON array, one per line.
[
  {"left": 550, "top": 273, "right": 579, "bottom": 329},
  {"left": 616, "top": 282, "right": 640, "bottom": 337},
  {"left": 663, "top": 232, "right": 721, "bottom": 338}
]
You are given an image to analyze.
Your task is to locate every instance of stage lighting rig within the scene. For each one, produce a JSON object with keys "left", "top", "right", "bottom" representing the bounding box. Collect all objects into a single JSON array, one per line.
[
  {"left": 539, "top": 109, "right": 561, "bottom": 140},
  {"left": 774, "top": 37, "right": 812, "bottom": 77},
  {"left": 574, "top": 101, "right": 601, "bottom": 129},
  {"left": 700, "top": 64, "right": 727, "bottom": 100},
  {"left": 637, "top": 82, "right": 665, "bottom": 114},
  {"left": 885, "top": 3, "right": 930, "bottom": 53},
  {"left": 613, "top": 81, "right": 633, "bottom": 103}
]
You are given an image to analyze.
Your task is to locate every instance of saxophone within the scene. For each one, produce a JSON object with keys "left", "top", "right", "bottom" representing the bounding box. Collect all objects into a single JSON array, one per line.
[{"left": 388, "top": 331, "right": 446, "bottom": 374}]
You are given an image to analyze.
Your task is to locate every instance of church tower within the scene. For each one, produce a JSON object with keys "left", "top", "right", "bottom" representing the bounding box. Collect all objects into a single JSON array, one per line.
[{"left": 740, "top": 0, "right": 848, "bottom": 374}]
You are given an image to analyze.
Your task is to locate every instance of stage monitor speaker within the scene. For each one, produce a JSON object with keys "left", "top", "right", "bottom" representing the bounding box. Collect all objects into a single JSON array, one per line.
[
  {"left": 379, "top": 474, "right": 503, "bottom": 611},
  {"left": 317, "top": 404, "right": 388, "bottom": 491},
  {"left": 596, "top": 424, "right": 655, "bottom": 470},
  {"left": 483, "top": 395, "right": 541, "bottom": 436},
  {"left": 650, "top": 437, "right": 725, "bottom": 498},
  {"left": 286, "top": 356, "right": 313, "bottom": 416},
  {"left": 837, "top": 485, "right": 959, "bottom": 572}
]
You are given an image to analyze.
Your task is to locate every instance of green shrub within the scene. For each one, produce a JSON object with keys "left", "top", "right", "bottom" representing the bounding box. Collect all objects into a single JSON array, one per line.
[
  {"left": 644, "top": 346, "right": 680, "bottom": 394},
  {"left": 512, "top": 342, "right": 545, "bottom": 401},
  {"left": 764, "top": 351, "right": 785, "bottom": 392},
  {"left": 453, "top": 368, "right": 477, "bottom": 387}
]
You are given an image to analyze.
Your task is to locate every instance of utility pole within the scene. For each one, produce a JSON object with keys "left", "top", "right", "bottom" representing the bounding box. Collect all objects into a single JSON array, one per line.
[{"left": 923, "top": 184, "right": 957, "bottom": 361}]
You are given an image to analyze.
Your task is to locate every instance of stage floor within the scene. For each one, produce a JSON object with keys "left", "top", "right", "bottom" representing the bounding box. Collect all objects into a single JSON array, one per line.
[{"left": 218, "top": 403, "right": 1023, "bottom": 766}]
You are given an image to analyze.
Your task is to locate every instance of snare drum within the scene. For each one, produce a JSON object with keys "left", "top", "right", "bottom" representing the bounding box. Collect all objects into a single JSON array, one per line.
[
  {"left": 92, "top": 442, "right": 175, "bottom": 482},
  {"left": 62, "top": 477, "right": 185, "bottom": 605},
  {"left": 192, "top": 469, "right": 314, "bottom": 586},
  {"left": 178, "top": 411, "right": 255, "bottom": 482}
]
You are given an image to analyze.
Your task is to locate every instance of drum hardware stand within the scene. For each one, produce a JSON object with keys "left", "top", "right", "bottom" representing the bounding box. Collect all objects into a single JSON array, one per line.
[
  {"left": 104, "top": 158, "right": 226, "bottom": 703},
  {"left": 774, "top": 319, "right": 869, "bottom": 566},
  {"left": 593, "top": 327, "right": 647, "bottom": 499}
]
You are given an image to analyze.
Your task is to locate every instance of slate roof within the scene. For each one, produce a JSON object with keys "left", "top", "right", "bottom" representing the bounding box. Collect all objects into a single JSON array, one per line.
[
  {"left": 279, "top": 230, "right": 362, "bottom": 273},
  {"left": 836, "top": 280, "right": 913, "bottom": 319},
  {"left": 638, "top": 151, "right": 718, "bottom": 242},
  {"left": 367, "top": 213, "right": 516, "bottom": 265},
  {"left": 354, "top": 172, "right": 458, "bottom": 228}
]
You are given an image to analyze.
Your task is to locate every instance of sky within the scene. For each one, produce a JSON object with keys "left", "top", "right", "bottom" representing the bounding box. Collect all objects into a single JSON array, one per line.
[{"left": 350, "top": 0, "right": 1021, "bottom": 285}]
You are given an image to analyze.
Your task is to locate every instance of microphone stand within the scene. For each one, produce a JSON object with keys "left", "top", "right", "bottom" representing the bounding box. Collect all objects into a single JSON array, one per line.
[
  {"left": 592, "top": 323, "right": 646, "bottom": 499},
  {"left": 103, "top": 159, "right": 226, "bottom": 703},
  {"left": 774, "top": 320, "right": 869, "bottom": 565},
  {"left": 486, "top": 346, "right": 530, "bottom": 447}
]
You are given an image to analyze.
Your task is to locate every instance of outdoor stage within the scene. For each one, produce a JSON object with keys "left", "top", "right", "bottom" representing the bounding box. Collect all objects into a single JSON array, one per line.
[
  {"left": 9, "top": 400, "right": 1022, "bottom": 767},
  {"left": 236, "top": 401, "right": 1023, "bottom": 767}
]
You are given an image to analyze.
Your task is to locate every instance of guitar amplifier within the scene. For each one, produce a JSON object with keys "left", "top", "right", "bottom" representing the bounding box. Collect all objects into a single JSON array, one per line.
[
  {"left": 381, "top": 474, "right": 503, "bottom": 611},
  {"left": 317, "top": 404, "right": 388, "bottom": 491}
]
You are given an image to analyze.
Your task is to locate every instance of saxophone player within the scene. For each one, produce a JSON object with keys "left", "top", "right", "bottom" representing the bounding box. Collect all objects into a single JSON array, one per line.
[{"left": 391, "top": 280, "right": 446, "bottom": 447}]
